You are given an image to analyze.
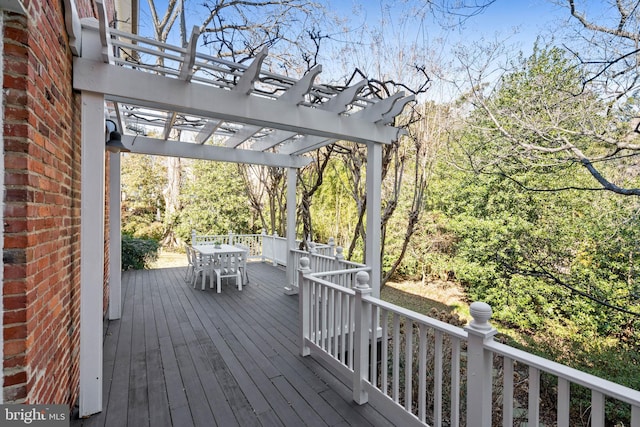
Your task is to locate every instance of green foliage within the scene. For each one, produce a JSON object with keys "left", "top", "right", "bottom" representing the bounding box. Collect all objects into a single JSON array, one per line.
[
  {"left": 175, "top": 160, "right": 255, "bottom": 241},
  {"left": 121, "top": 234, "right": 159, "bottom": 270},
  {"left": 121, "top": 154, "right": 167, "bottom": 240}
]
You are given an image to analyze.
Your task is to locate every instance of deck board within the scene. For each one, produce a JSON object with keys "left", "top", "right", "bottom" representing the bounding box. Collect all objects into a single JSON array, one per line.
[{"left": 72, "top": 262, "right": 392, "bottom": 426}]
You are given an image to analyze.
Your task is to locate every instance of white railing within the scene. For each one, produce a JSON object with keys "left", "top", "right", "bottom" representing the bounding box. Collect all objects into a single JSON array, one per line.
[
  {"left": 298, "top": 257, "right": 640, "bottom": 427},
  {"left": 192, "top": 230, "right": 352, "bottom": 272},
  {"left": 261, "top": 232, "right": 289, "bottom": 265},
  {"left": 290, "top": 247, "right": 365, "bottom": 289}
]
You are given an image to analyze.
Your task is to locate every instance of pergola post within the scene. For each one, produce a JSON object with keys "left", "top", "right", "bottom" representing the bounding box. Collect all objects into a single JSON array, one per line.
[
  {"left": 108, "top": 152, "right": 122, "bottom": 319},
  {"left": 79, "top": 90, "right": 105, "bottom": 416},
  {"left": 364, "top": 143, "right": 382, "bottom": 298},
  {"left": 365, "top": 142, "right": 382, "bottom": 298},
  {"left": 79, "top": 18, "right": 106, "bottom": 417},
  {"left": 284, "top": 167, "right": 298, "bottom": 294}
]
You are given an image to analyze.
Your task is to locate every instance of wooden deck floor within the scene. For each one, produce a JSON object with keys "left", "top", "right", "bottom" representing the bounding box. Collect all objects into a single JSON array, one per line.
[{"left": 72, "top": 262, "right": 393, "bottom": 427}]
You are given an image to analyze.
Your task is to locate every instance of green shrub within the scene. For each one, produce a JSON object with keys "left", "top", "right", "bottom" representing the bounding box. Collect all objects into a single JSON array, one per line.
[{"left": 121, "top": 235, "right": 159, "bottom": 270}]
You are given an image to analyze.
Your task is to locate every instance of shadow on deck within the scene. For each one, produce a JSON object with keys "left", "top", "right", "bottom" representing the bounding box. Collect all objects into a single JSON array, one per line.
[{"left": 71, "top": 262, "right": 393, "bottom": 427}]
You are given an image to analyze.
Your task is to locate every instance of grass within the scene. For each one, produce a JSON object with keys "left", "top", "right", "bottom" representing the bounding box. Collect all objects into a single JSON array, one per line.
[
  {"left": 381, "top": 278, "right": 470, "bottom": 321},
  {"left": 150, "top": 248, "right": 188, "bottom": 269}
]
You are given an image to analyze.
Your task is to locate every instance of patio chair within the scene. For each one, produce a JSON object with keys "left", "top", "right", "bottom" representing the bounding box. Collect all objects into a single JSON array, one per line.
[
  {"left": 212, "top": 252, "right": 242, "bottom": 293},
  {"left": 190, "top": 248, "right": 211, "bottom": 291},
  {"left": 184, "top": 244, "right": 194, "bottom": 283},
  {"left": 234, "top": 244, "right": 249, "bottom": 285}
]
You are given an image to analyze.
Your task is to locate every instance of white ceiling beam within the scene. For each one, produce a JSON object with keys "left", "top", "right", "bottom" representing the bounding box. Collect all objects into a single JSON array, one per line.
[
  {"left": 195, "top": 119, "right": 222, "bottom": 144},
  {"left": 95, "top": 0, "right": 110, "bottom": 63},
  {"left": 249, "top": 130, "right": 297, "bottom": 151},
  {"left": 380, "top": 95, "right": 415, "bottom": 124},
  {"left": 235, "top": 48, "right": 268, "bottom": 95},
  {"left": 121, "top": 135, "right": 310, "bottom": 168},
  {"left": 63, "top": 0, "right": 81, "bottom": 55},
  {"left": 73, "top": 58, "right": 401, "bottom": 145},
  {"left": 195, "top": 48, "right": 268, "bottom": 144},
  {"left": 162, "top": 112, "right": 177, "bottom": 140},
  {"left": 178, "top": 26, "right": 200, "bottom": 82},
  {"left": 262, "top": 78, "right": 369, "bottom": 154},
  {"left": 278, "top": 92, "right": 413, "bottom": 155},
  {"left": 279, "top": 65, "right": 321, "bottom": 104},
  {"left": 283, "top": 136, "right": 334, "bottom": 155},
  {"left": 249, "top": 65, "right": 322, "bottom": 151},
  {"left": 322, "top": 80, "right": 367, "bottom": 112},
  {"left": 353, "top": 92, "right": 404, "bottom": 122},
  {"left": 225, "top": 125, "right": 262, "bottom": 148}
]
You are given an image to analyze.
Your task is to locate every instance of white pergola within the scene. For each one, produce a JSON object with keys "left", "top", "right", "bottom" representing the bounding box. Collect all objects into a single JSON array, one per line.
[{"left": 70, "top": 0, "right": 412, "bottom": 417}]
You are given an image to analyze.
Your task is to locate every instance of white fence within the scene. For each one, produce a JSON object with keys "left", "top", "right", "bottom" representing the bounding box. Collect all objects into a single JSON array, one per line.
[
  {"left": 298, "top": 258, "right": 640, "bottom": 427},
  {"left": 192, "top": 231, "right": 356, "bottom": 271}
]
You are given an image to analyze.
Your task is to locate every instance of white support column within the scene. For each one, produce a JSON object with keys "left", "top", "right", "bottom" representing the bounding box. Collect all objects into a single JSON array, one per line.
[
  {"left": 297, "top": 257, "right": 312, "bottom": 356},
  {"left": 108, "top": 152, "right": 121, "bottom": 320},
  {"left": 79, "top": 91, "right": 105, "bottom": 416},
  {"left": 284, "top": 167, "right": 298, "bottom": 295},
  {"left": 365, "top": 142, "right": 382, "bottom": 298},
  {"left": 353, "top": 271, "right": 372, "bottom": 404},
  {"left": 464, "top": 302, "right": 497, "bottom": 426}
]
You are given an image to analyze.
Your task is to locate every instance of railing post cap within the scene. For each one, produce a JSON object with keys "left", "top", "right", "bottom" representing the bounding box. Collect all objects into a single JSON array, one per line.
[
  {"left": 469, "top": 301, "right": 493, "bottom": 331},
  {"left": 355, "top": 271, "right": 371, "bottom": 291},
  {"left": 299, "top": 257, "right": 311, "bottom": 270}
]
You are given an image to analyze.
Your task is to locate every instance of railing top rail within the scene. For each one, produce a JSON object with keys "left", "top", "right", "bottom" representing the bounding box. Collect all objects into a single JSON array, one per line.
[
  {"left": 305, "top": 274, "right": 358, "bottom": 295},
  {"left": 308, "top": 266, "right": 371, "bottom": 279},
  {"left": 362, "top": 294, "right": 469, "bottom": 339},
  {"left": 485, "top": 340, "right": 640, "bottom": 406},
  {"left": 292, "top": 248, "right": 366, "bottom": 267}
]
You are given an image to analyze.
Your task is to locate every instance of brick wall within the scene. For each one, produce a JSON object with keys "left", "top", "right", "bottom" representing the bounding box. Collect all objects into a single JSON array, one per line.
[{"left": 3, "top": 0, "right": 104, "bottom": 407}]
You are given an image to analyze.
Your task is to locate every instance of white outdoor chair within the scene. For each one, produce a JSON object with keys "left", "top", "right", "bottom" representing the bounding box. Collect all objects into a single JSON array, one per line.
[
  {"left": 212, "top": 252, "right": 242, "bottom": 293},
  {"left": 184, "top": 244, "right": 194, "bottom": 283},
  {"left": 234, "top": 244, "right": 249, "bottom": 285},
  {"left": 190, "top": 248, "right": 211, "bottom": 291}
]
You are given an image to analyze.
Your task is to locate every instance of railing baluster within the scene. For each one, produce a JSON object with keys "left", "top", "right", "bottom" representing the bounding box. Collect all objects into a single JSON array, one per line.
[
  {"left": 503, "top": 356, "right": 514, "bottom": 427},
  {"left": 321, "top": 286, "right": 328, "bottom": 351},
  {"left": 557, "top": 377, "right": 570, "bottom": 427},
  {"left": 328, "top": 288, "right": 335, "bottom": 355},
  {"left": 314, "top": 282, "right": 320, "bottom": 346},
  {"left": 348, "top": 295, "right": 355, "bottom": 369},
  {"left": 528, "top": 366, "right": 540, "bottom": 424},
  {"left": 434, "top": 330, "right": 443, "bottom": 427},
  {"left": 591, "top": 390, "right": 605, "bottom": 427},
  {"left": 418, "top": 324, "right": 427, "bottom": 423},
  {"left": 450, "top": 337, "right": 460, "bottom": 427},
  {"left": 393, "top": 313, "right": 400, "bottom": 403},
  {"left": 370, "top": 305, "right": 379, "bottom": 386},
  {"left": 333, "top": 289, "right": 340, "bottom": 359},
  {"left": 405, "top": 319, "right": 413, "bottom": 412},
  {"left": 339, "top": 293, "right": 346, "bottom": 364},
  {"left": 632, "top": 405, "right": 640, "bottom": 427},
  {"left": 381, "top": 309, "right": 389, "bottom": 396}
]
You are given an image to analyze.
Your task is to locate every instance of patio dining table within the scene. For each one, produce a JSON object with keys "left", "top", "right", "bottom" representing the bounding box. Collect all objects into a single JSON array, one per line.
[{"left": 191, "top": 244, "right": 247, "bottom": 290}]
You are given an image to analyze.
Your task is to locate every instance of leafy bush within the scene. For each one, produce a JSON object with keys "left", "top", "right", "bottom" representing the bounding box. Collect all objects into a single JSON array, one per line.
[{"left": 121, "top": 234, "right": 159, "bottom": 270}]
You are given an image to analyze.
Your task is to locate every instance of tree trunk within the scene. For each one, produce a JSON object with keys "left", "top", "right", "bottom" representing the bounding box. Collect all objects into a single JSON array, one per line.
[{"left": 161, "top": 156, "right": 181, "bottom": 246}]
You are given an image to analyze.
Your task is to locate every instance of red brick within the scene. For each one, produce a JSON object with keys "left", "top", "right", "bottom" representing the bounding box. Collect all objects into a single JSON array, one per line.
[{"left": 4, "top": 371, "right": 27, "bottom": 387}]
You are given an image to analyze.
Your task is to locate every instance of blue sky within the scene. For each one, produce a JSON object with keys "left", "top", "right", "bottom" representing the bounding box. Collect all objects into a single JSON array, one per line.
[
  {"left": 136, "top": 0, "right": 612, "bottom": 101},
  {"left": 324, "top": 0, "right": 568, "bottom": 55}
]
